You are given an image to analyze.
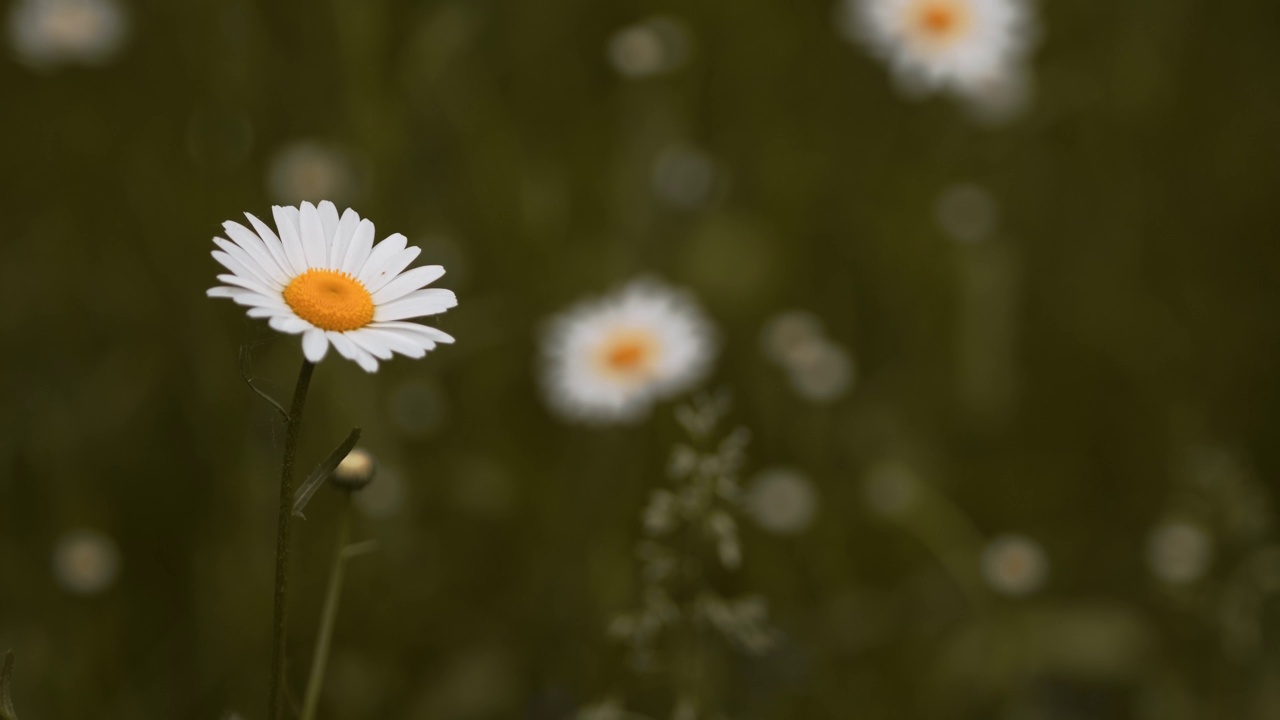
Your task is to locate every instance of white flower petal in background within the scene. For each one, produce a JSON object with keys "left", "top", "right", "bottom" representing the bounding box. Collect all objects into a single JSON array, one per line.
[
  {"left": 606, "top": 16, "right": 691, "bottom": 79},
  {"left": 267, "top": 142, "right": 360, "bottom": 207},
  {"left": 8, "top": 0, "right": 127, "bottom": 68},
  {"left": 759, "top": 311, "right": 826, "bottom": 366},
  {"left": 542, "top": 278, "right": 716, "bottom": 424},
  {"left": 52, "top": 528, "right": 120, "bottom": 595},
  {"left": 935, "top": 183, "right": 998, "bottom": 243},
  {"left": 981, "top": 534, "right": 1048, "bottom": 597},
  {"left": 786, "top": 339, "right": 855, "bottom": 404},
  {"left": 1146, "top": 521, "right": 1213, "bottom": 586},
  {"left": 746, "top": 467, "right": 820, "bottom": 535},
  {"left": 207, "top": 201, "right": 457, "bottom": 373},
  {"left": 845, "top": 0, "right": 1034, "bottom": 100}
]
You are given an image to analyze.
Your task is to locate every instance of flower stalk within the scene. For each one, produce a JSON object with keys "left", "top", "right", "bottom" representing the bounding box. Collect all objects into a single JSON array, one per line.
[
  {"left": 300, "top": 493, "right": 353, "bottom": 720},
  {"left": 268, "top": 359, "right": 316, "bottom": 720}
]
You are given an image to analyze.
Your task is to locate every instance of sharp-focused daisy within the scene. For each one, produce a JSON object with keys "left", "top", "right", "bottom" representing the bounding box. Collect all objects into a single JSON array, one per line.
[
  {"left": 207, "top": 201, "right": 456, "bottom": 372},
  {"left": 851, "top": 0, "right": 1031, "bottom": 96},
  {"left": 542, "top": 279, "right": 715, "bottom": 423},
  {"left": 8, "top": 0, "right": 127, "bottom": 68}
]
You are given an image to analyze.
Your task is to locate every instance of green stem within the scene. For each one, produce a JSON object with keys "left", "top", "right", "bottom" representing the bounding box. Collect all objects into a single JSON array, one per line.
[
  {"left": 300, "top": 494, "right": 353, "bottom": 720},
  {"left": 268, "top": 359, "right": 316, "bottom": 720}
]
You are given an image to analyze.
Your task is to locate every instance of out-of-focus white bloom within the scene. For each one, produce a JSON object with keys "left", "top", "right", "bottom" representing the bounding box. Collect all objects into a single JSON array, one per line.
[
  {"left": 1147, "top": 521, "right": 1213, "bottom": 585},
  {"left": 962, "top": 62, "right": 1034, "bottom": 125},
  {"left": 606, "top": 16, "right": 690, "bottom": 78},
  {"left": 652, "top": 144, "right": 719, "bottom": 209},
  {"left": 786, "top": 339, "right": 855, "bottom": 403},
  {"left": 759, "top": 310, "right": 826, "bottom": 366},
  {"left": 850, "top": 0, "right": 1032, "bottom": 97},
  {"left": 746, "top": 467, "right": 819, "bottom": 535},
  {"left": 981, "top": 534, "right": 1048, "bottom": 597},
  {"left": 863, "top": 460, "right": 918, "bottom": 517},
  {"left": 52, "top": 529, "right": 119, "bottom": 595},
  {"left": 935, "top": 183, "right": 998, "bottom": 243},
  {"left": 267, "top": 142, "right": 359, "bottom": 207},
  {"left": 8, "top": 0, "right": 127, "bottom": 67},
  {"left": 332, "top": 447, "right": 377, "bottom": 490},
  {"left": 206, "top": 201, "right": 457, "bottom": 373},
  {"left": 541, "top": 279, "right": 716, "bottom": 424}
]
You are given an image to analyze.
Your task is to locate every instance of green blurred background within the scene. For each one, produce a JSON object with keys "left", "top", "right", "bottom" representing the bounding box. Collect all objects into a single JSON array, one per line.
[{"left": 4, "top": 0, "right": 1280, "bottom": 717}]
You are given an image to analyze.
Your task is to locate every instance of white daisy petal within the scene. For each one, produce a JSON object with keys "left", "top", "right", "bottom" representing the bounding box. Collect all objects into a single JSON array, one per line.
[
  {"left": 207, "top": 286, "right": 244, "bottom": 298},
  {"left": 245, "top": 212, "right": 296, "bottom": 276},
  {"left": 341, "top": 219, "right": 376, "bottom": 276},
  {"left": 373, "top": 289, "right": 458, "bottom": 322},
  {"left": 216, "top": 272, "right": 280, "bottom": 301},
  {"left": 357, "top": 233, "right": 409, "bottom": 290},
  {"left": 211, "top": 250, "right": 276, "bottom": 293},
  {"left": 370, "top": 265, "right": 446, "bottom": 305},
  {"left": 232, "top": 294, "right": 289, "bottom": 312},
  {"left": 303, "top": 328, "right": 330, "bottom": 363},
  {"left": 346, "top": 330, "right": 393, "bottom": 360},
  {"left": 356, "top": 327, "right": 427, "bottom": 358},
  {"left": 369, "top": 247, "right": 422, "bottom": 292},
  {"left": 246, "top": 306, "right": 284, "bottom": 318},
  {"left": 318, "top": 201, "right": 340, "bottom": 244},
  {"left": 222, "top": 221, "right": 287, "bottom": 284},
  {"left": 328, "top": 208, "right": 361, "bottom": 269},
  {"left": 372, "top": 321, "right": 455, "bottom": 344},
  {"left": 213, "top": 239, "right": 283, "bottom": 290},
  {"left": 328, "top": 331, "right": 379, "bottom": 373},
  {"left": 298, "top": 201, "right": 329, "bottom": 270},
  {"left": 269, "top": 315, "right": 311, "bottom": 334},
  {"left": 273, "top": 205, "right": 308, "bottom": 275}
]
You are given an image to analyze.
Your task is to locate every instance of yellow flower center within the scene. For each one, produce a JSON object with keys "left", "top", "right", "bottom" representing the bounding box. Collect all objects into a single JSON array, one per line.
[
  {"left": 910, "top": 0, "right": 970, "bottom": 43},
  {"left": 596, "top": 330, "right": 659, "bottom": 380},
  {"left": 282, "top": 269, "right": 374, "bottom": 332}
]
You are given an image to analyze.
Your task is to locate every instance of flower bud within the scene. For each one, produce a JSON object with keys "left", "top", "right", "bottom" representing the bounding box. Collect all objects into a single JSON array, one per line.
[{"left": 330, "top": 447, "right": 377, "bottom": 491}]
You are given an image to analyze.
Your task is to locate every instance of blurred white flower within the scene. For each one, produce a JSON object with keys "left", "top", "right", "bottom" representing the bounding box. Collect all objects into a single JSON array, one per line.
[
  {"left": 1146, "top": 521, "right": 1213, "bottom": 585},
  {"left": 267, "top": 142, "right": 359, "bottom": 206},
  {"left": 980, "top": 534, "right": 1048, "bottom": 597},
  {"left": 652, "top": 144, "right": 719, "bottom": 209},
  {"left": 962, "top": 62, "right": 1034, "bottom": 125},
  {"left": 862, "top": 460, "right": 918, "bottom": 517},
  {"left": 849, "top": 0, "right": 1032, "bottom": 98},
  {"left": 606, "top": 16, "right": 690, "bottom": 78},
  {"left": 746, "top": 467, "right": 819, "bottom": 535},
  {"left": 332, "top": 447, "right": 377, "bottom": 490},
  {"left": 541, "top": 279, "right": 716, "bottom": 424},
  {"left": 786, "top": 339, "right": 855, "bottom": 403},
  {"left": 52, "top": 529, "right": 120, "bottom": 595},
  {"left": 206, "top": 201, "right": 457, "bottom": 373},
  {"left": 759, "top": 310, "right": 826, "bottom": 366},
  {"left": 935, "top": 183, "right": 998, "bottom": 243},
  {"left": 8, "top": 0, "right": 127, "bottom": 68}
]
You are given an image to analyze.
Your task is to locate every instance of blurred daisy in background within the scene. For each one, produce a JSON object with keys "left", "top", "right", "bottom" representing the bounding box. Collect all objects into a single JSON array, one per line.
[
  {"left": 267, "top": 141, "right": 360, "bottom": 207},
  {"left": 759, "top": 310, "right": 856, "bottom": 403},
  {"left": 1146, "top": 520, "right": 1214, "bottom": 586},
  {"left": 606, "top": 16, "right": 691, "bottom": 79},
  {"left": 52, "top": 528, "right": 120, "bottom": 595},
  {"left": 980, "top": 533, "right": 1048, "bottom": 597},
  {"left": 8, "top": 0, "right": 127, "bottom": 68},
  {"left": 541, "top": 279, "right": 715, "bottom": 423},
  {"left": 746, "top": 467, "right": 820, "bottom": 535},
  {"left": 843, "top": 0, "right": 1033, "bottom": 102},
  {"left": 206, "top": 201, "right": 457, "bottom": 372}
]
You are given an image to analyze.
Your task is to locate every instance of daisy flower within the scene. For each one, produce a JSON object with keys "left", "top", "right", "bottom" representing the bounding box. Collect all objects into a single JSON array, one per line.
[
  {"left": 851, "top": 0, "right": 1031, "bottom": 96},
  {"left": 207, "top": 201, "right": 456, "bottom": 373},
  {"left": 542, "top": 279, "right": 715, "bottom": 423}
]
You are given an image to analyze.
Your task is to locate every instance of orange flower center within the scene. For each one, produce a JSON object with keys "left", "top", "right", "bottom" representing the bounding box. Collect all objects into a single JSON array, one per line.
[
  {"left": 596, "top": 330, "right": 659, "bottom": 379},
  {"left": 282, "top": 269, "right": 374, "bottom": 332},
  {"left": 911, "top": 1, "right": 970, "bottom": 43}
]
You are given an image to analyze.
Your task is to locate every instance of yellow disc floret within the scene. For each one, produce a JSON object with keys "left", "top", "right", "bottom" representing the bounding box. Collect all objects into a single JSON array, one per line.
[
  {"left": 910, "top": 0, "right": 971, "bottom": 45},
  {"left": 596, "top": 329, "right": 659, "bottom": 381},
  {"left": 283, "top": 269, "right": 375, "bottom": 332}
]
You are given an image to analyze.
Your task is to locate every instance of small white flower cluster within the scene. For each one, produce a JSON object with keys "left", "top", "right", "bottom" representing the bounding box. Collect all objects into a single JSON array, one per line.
[
  {"left": 838, "top": 0, "right": 1036, "bottom": 121},
  {"left": 603, "top": 394, "right": 775, "bottom": 713},
  {"left": 759, "top": 310, "right": 855, "bottom": 403}
]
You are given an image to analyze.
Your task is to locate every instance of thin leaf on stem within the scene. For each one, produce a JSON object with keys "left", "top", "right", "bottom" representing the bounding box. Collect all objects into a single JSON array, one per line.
[
  {"left": 292, "top": 427, "right": 362, "bottom": 519},
  {"left": 239, "top": 344, "right": 289, "bottom": 420}
]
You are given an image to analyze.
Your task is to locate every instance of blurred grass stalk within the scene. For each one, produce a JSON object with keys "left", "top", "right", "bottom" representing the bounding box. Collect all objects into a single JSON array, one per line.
[{"left": 301, "top": 495, "right": 352, "bottom": 720}]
